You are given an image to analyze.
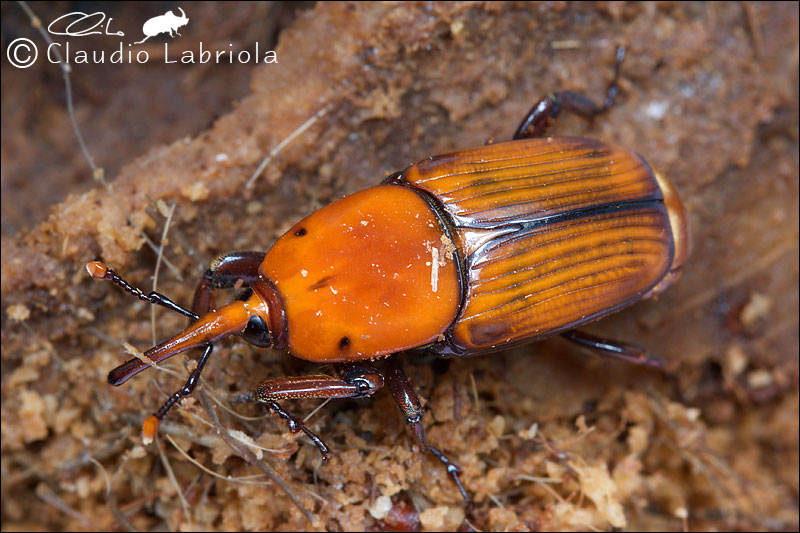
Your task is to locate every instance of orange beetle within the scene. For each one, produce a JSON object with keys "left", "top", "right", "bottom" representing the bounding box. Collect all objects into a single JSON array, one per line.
[{"left": 88, "top": 47, "right": 687, "bottom": 501}]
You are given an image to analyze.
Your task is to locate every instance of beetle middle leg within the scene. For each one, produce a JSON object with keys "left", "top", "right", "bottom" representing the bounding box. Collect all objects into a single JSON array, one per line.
[
  {"left": 513, "top": 45, "right": 626, "bottom": 140},
  {"left": 236, "top": 362, "right": 385, "bottom": 460},
  {"left": 384, "top": 356, "right": 472, "bottom": 505}
]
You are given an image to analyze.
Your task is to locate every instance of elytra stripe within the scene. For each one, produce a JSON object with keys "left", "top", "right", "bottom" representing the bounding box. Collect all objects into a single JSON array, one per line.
[
  {"left": 475, "top": 216, "right": 666, "bottom": 268},
  {"left": 471, "top": 234, "right": 669, "bottom": 292},
  {"left": 452, "top": 206, "right": 673, "bottom": 348},
  {"left": 455, "top": 174, "right": 656, "bottom": 221},
  {"left": 424, "top": 151, "right": 614, "bottom": 192},
  {"left": 443, "top": 160, "right": 646, "bottom": 206},
  {"left": 411, "top": 141, "right": 607, "bottom": 185},
  {"left": 406, "top": 137, "right": 659, "bottom": 226},
  {"left": 464, "top": 250, "right": 664, "bottom": 319}
]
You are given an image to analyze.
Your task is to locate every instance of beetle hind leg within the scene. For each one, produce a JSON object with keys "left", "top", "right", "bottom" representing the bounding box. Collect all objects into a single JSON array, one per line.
[
  {"left": 384, "top": 356, "right": 473, "bottom": 505},
  {"left": 513, "top": 45, "right": 625, "bottom": 140},
  {"left": 561, "top": 329, "right": 665, "bottom": 370}
]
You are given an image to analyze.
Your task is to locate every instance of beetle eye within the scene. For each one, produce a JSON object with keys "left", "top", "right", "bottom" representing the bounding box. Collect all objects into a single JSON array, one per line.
[{"left": 241, "top": 315, "right": 271, "bottom": 348}]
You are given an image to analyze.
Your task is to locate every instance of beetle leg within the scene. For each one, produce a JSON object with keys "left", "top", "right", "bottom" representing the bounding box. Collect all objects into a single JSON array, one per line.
[
  {"left": 561, "top": 329, "right": 664, "bottom": 370},
  {"left": 236, "top": 363, "right": 385, "bottom": 460},
  {"left": 88, "top": 252, "right": 267, "bottom": 320},
  {"left": 89, "top": 261, "right": 206, "bottom": 403},
  {"left": 513, "top": 45, "right": 625, "bottom": 140},
  {"left": 256, "top": 400, "right": 333, "bottom": 461},
  {"left": 140, "top": 343, "right": 214, "bottom": 442},
  {"left": 384, "top": 356, "right": 428, "bottom": 452},
  {"left": 383, "top": 356, "right": 472, "bottom": 504},
  {"left": 92, "top": 252, "right": 264, "bottom": 377},
  {"left": 191, "top": 251, "right": 266, "bottom": 316}
]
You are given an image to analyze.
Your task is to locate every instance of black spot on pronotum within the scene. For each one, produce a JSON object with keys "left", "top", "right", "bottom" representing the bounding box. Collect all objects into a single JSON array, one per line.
[
  {"left": 295, "top": 228, "right": 307, "bottom": 236},
  {"left": 308, "top": 275, "right": 334, "bottom": 291},
  {"left": 339, "top": 336, "right": 350, "bottom": 349}
]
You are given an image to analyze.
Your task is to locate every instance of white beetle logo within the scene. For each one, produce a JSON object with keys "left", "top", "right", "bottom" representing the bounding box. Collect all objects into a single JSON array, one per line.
[{"left": 134, "top": 7, "right": 189, "bottom": 45}]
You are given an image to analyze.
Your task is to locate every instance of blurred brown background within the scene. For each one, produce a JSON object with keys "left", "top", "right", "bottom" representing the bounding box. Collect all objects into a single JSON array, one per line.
[{"left": 2, "top": 2, "right": 797, "bottom": 531}]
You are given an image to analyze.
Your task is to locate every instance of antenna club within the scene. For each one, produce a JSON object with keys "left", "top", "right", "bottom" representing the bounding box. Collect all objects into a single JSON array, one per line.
[
  {"left": 86, "top": 261, "right": 108, "bottom": 279},
  {"left": 142, "top": 415, "right": 159, "bottom": 445}
]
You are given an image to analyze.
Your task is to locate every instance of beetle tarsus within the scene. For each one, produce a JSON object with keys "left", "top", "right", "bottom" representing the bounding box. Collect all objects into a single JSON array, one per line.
[
  {"left": 561, "top": 330, "right": 665, "bottom": 371},
  {"left": 430, "top": 445, "right": 473, "bottom": 506},
  {"left": 263, "top": 400, "right": 331, "bottom": 461}
]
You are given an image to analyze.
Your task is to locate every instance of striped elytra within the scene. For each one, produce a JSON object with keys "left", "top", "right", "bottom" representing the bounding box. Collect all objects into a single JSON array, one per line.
[{"left": 402, "top": 136, "right": 688, "bottom": 355}]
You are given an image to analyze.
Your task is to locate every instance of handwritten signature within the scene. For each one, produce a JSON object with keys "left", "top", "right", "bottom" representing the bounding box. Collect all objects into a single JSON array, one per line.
[{"left": 47, "top": 11, "right": 124, "bottom": 37}]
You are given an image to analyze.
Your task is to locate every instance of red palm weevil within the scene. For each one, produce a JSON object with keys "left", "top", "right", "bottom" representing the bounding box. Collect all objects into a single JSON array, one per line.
[{"left": 87, "top": 46, "right": 688, "bottom": 502}]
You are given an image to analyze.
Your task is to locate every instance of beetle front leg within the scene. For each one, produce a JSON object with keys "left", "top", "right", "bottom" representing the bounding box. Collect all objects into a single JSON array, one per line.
[
  {"left": 236, "top": 363, "right": 384, "bottom": 460},
  {"left": 140, "top": 258, "right": 277, "bottom": 431},
  {"left": 97, "top": 251, "right": 268, "bottom": 382},
  {"left": 383, "top": 356, "right": 472, "bottom": 504},
  {"left": 140, "top": 343, "right": 214, "bottom": 442},
  {"left": 513, "top": 45, "right": 625, "bottom": 140}
]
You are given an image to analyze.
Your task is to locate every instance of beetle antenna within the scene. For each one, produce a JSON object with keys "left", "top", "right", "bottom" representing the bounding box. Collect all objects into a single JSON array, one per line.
[{"left": 86, "top": 261, "right": 198, "bottom": 320}]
